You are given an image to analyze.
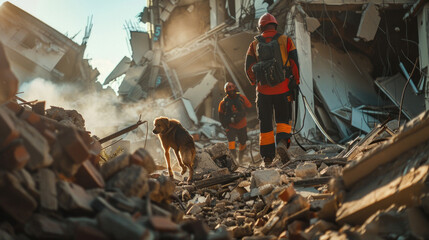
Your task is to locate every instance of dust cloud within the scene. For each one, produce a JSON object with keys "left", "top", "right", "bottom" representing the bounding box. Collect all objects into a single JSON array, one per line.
[{"left": 19, "top": 78, "right": 163, "bottom": 139}]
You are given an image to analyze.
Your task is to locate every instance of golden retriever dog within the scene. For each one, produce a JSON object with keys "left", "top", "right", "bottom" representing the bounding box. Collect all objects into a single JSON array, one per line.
[{"left": 152, "top": 116, "right": 196, "bottom": 181}]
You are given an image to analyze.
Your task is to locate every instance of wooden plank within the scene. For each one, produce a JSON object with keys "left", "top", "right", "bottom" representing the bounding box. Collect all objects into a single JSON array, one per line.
[
  {"left": 337, "top": 165, "right": 429, "bottom": 225},
  {"left": 293, "top": 176, "right": 332, "bottom": 187},
  {"left": 342, "top": 111, "right": 429, "bottom": 188}
]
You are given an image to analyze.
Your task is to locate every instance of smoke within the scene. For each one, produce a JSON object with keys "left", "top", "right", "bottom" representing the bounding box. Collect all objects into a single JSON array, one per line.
[{"left": 19, "top": 78, "right": 164, "bottom": 139}]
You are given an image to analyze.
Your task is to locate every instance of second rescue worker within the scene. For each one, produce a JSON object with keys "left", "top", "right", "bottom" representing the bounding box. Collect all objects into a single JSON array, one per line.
[
  {"left": 245, "top": 13, "right": 300, "bottom": 167},
  {"left": 218, "top": 82, "right": 252, "bottom": 164}
]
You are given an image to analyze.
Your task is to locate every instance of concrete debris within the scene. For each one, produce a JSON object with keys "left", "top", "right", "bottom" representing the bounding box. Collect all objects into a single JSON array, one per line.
[
  {"left": 356, "top": 2, "right": 381, "bottom": 41},
  {"left": 250, "top": 169, "right": 281, "bottom": 188},
  {"left": 46, "top": 106, "right": 86, "bottom": 131},
  {"left": 295, "top": 162, "right": 319, "bottom": 179}
]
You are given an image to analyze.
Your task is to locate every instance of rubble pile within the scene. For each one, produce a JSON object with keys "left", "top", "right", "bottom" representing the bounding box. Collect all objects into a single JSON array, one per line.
[
  {"left": 0, "top": 102, "right": 232, "bottom": 240},
  {"left": 45, "top": 106, "right": 86, "bottom": 131},
  {"left": 178, "top": 110, "right": 429, "bottom": 239}
]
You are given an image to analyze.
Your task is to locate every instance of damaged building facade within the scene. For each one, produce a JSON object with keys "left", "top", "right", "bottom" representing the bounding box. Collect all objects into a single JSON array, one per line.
[
  {"left": 106, "top": 0, "right": 429, "bottom": 146},
  {"left": 0, "top": 2, "right": 99, "bottom": 86}
]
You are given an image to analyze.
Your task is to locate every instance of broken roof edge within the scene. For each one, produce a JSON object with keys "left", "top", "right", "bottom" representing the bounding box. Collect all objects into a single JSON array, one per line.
[
  {"left": 0, "top": 1, "right": 83, "bottom": 51},
  {"left": 103, "top": 56, "right": 131, "bottom": 85}
]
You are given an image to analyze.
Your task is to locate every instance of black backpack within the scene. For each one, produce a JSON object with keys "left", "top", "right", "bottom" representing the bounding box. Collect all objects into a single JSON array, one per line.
[
  {"left": 252, "top": 33, "right": 285, "bottom": 86},
  {"left": 224, "top": 94, "right": 245, "bottom": 124}
]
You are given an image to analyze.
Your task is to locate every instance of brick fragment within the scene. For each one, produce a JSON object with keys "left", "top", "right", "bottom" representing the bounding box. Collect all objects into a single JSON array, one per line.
[
  {"left": 0, "top": 171, "right": 37, "bottom": 223},
  {"left": 75, "top": 160, "right": 105, "bottom": 189},
  {"left": 278, "top": 184, "right": 296, "bottom": 202},
  {"left": 0, "top": 107, "right": 19, "bottom": 148},
  {"left": 0, "top": 140, "right": 29, "bottom": 171}
]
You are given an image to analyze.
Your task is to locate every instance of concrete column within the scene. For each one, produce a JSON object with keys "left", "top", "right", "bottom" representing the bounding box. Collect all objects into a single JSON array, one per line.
[
  {"left": 294, "top": 14, "right": 316, "bottom": 139},
  {"left": 418, "top": 3, "right": 429, "bottom": 110},
  {"left": 235, "top": 0, "right": 242, "bottom": 25},
  {"left": 210, "top": 0, "right": 217, "bottom": 29}
]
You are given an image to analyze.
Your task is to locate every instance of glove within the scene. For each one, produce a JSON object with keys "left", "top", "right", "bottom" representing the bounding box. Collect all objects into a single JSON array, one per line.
[{"left": 288, "top": 79, "right": 298, "bottom": 101}]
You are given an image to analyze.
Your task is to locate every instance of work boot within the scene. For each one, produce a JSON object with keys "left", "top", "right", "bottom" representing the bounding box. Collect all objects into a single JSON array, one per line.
[
  {"left": 230, "top": 149, "right": 237, "bottom": 161},
  {"left": 276, "top": 139, "right": 291, "bottom": 164},
  {"left": 238, "top": 150, "right": 245, "bottom": 164},
  {"left": 261, "top": 156, "right": 273, "bottom": 168}
]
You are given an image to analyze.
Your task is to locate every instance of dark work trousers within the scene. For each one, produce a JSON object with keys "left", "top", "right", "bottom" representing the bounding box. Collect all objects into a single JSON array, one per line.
[
  {"left": 256, "top": 92, "right": 292, "bottom": 159},
  {"left": 226, "top": 126, "right": 248, "bottom": 146}
]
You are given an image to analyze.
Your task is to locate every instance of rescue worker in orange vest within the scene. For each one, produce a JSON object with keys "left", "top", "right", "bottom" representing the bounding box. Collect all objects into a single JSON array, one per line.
[
  {"left": 245, "top": 13, "right": 300, "bottom": 167},
  {"left": 218, "top": 82, "right": 252, "bottom": 163}
]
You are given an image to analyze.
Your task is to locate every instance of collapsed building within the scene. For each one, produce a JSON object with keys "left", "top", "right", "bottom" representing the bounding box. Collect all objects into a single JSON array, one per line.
[
  {"left": 106, "top": 0, "right": 429, "bottom": 146},
  {"left": 0, "top": 2, "right": 99, "bottom": 88}
]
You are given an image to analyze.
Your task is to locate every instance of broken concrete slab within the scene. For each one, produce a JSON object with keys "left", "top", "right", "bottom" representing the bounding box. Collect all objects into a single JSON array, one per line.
[
  {"left": 148, "top": 175, "right": 175, "bottom": 203},
  {"left": 13, "top": 168, "right": 38, "bottom": 198},
  {"left": 106, "top": 165, "right": 149, "bottom": 198},
  {"left": 130, "top": 31, "right": 150, "bottom": 64},
  {"left": 57, "top": 181, "right": 93, "bottom": 214},
  {"left": 295, "top": 162, "right": 318, "bottom": 179},
  {"left": 100, "top": 153, "right": 130, "bottom": 180},
  {"left": 356, "top": 2, "right": 380, "bottom": 41},
  {"left": 132, "top": 148, "right": 157, "bottom": 174},
  {"left": 183, "top": 72, "right": 218, "bottom": 110},
  {"left": 250, "top": 169, "right": 281, "bottom": 189},
  {"left": 97, "top": 209, "right": 152, "bottom": 240},
  {"left": 0, "top": 171, "right": 37, "bottom": 223},
  {"left": 205, "top": 143, "right": 229, "bottom": 160},
  {"left": 38, "top": 168, "right": 57, "bottom": 211},
  {"left": 194, "top": 151, "right": 220, "bottom": 174},
  {"left": 375, "top": 73, "right": 426, "bottom": 120}
]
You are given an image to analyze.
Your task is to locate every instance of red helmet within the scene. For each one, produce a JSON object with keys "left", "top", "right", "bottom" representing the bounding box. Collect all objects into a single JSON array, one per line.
[
  {"left": 224, "top": 82, "right": 237, "bottom": 93},
  {"left": 258, "top": 13, "right": 277, "bottom": 29}
]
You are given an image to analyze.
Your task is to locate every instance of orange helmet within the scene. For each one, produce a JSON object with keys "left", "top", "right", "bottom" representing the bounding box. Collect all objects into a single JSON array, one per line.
[
  {"left": 224, "top": 82, "right": 237, "bottom": 93},
  {"left": 258, "top": 13, "right": 277, "bottom": 29}
]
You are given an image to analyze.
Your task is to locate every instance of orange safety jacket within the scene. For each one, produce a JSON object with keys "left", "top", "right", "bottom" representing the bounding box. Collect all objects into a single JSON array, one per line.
[
  {"left": 245, "top": 29, "right": 300, "bottom": 95},
  {"left": 218, "top": 93, "right": 252, "bottom": 129}
]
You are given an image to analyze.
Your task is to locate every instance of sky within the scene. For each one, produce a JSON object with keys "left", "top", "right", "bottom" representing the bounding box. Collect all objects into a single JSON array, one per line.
[{"left": 0, "top": 0, "right": 147, "bottom": 87}]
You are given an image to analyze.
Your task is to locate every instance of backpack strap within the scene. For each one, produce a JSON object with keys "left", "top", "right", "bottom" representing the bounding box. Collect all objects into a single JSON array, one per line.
[
  {"left": 272, "top": 33, "right": 282, "bottom": 41},
  {"left": 255, "top": 35, "right": 266, "bottom": 43}
]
